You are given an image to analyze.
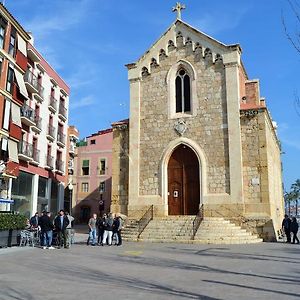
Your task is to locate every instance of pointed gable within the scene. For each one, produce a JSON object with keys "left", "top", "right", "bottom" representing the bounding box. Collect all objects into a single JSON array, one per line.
[{"left": 126, "top": 19, "right": 242, "bottom": 79}]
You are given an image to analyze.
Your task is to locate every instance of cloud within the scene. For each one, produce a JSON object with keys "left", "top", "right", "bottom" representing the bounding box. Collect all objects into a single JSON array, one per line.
[
  {"left": 192, "top": 6, "right": 250, "bottom": 35},
  {"left": 71, "top": 96, "right": 95, "bottom": 109},
  {"left": 24, "top": 0, "right": 90, "bottom": 39}
]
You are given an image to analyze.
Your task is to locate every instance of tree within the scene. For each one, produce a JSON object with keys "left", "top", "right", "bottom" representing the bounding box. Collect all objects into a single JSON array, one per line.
[
  {"left": 284, "top": 191, "right": 293, "bottom": 215},
  {"left": 291, "top": 179, "right": 300, "bottom": 215}
]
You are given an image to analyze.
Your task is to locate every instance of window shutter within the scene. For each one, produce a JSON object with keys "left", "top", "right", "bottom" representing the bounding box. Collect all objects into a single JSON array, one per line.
[
  {"left": 17, "top": 34, "right": 27, "bottom": 57},
  {"left": 82, "top": 159, "right": 89, "bottom": 167},
  {"left": 14, "top": 68, "right": 28, "bottom": 98},
  {"left": 8, "top": 140, "right": 19, "bottom": 163},
  {"left": 11, "top": 102, "right": 21, "bottom": 127}
]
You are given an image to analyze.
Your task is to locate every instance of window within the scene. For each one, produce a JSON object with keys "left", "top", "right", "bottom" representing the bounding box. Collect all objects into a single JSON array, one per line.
[
  {"left": 99, "top": 181, "right": 105, "bottom": 193},
  {"left": 6, "top": 66, "right": 14, "bottom": 93},
  {"left": 8, "top": 27, "right": 16, "bottom": 57},
  {"left": 2, "top": 99, "right": 10, "bottom": 130},
  {"left": 175, "top": 69, "right": 191, "bottom": 113},
  {"left": 81, "top": 182, "right": 89, "bottom": 193},
  {"left": 0, "top": 16, "right": 7, "bottom": 49},
  {"left": 90, "top": 139, "right": 96, "bottom": 145},
  {"left": 99, "top": 159, "right": 106, "bottom": 175},
  {"left": 82, "top": 159, "right": 89, "bottom": 176}
]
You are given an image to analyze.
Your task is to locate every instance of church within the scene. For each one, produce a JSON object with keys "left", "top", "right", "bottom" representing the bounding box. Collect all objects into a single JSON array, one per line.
[{"left": 111, "top": 3, "right": 284, "bottom": 242}]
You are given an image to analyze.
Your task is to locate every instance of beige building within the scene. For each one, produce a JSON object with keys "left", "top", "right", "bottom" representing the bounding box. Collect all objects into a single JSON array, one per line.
[{"left": 111, "top": 16, "right": 284, "bottom": 241}]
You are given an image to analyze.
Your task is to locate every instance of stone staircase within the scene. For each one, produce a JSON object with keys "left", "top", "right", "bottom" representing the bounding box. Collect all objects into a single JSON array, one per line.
[
  {"left": 122, "top": 216, "right": 263, "bottom": 244},
  {"left": 139, "top": 216, "right": 195, "bottom": 242},
  {"left": 194, "top": 217, "right": 263, "bottom": 244}
]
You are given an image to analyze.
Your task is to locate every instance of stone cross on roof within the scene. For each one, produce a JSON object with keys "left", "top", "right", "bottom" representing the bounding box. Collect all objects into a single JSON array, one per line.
[{"left": 172, "top": 2, "right": 186, "bottom": 20}]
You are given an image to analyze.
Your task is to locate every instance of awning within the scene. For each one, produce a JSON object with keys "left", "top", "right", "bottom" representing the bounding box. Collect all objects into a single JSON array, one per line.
[
  {"left": 11, "top": 102, "right": 21, "bottom": 127},
  {"left": 0, "top": 198, "right": 14, "bottom": 204},
  {"left": 14, "top": 69, "right": 28, "bottom": 99},
  {"left": 17, "top": 35, "right": 27, "bottom": 57},
  {"left": 8, "top": 140, "right": 19, "bottom": 163}
]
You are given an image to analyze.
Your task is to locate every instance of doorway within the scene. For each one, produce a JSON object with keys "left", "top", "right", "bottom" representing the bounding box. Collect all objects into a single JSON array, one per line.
[{"left": 168, "top": 144, "right": 200, "bottom": 215}]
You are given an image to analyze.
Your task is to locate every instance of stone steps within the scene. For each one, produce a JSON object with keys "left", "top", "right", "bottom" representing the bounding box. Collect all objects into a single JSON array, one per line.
[{"left": 122, "top": 216, "right": 263, "bottom": 244}]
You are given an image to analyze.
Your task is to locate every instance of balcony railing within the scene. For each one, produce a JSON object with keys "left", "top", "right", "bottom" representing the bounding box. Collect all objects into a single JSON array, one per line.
[
  {"left": 34, "top": 115, "right": 42, "bottom": 130},
  {"left": 58, "top": 104, "right": 67, "bottom": 119},
  {"left": 32, "top": 148, "right": 40, "bottom": 163},
  {"left": 18, "top": 140, "right": 33, "bottom": 159},
  {"left": 57, "top": 131, "right": 66, "bottom": 145},
  {"left": 21, "top": 104, "right": 35, "bottom": 123},
  {"left": 46, "top": 155, "right": 54, "bottom": 169},
  {"left": 24, "top": 70, "right": 43, "bottom": 96},
  {"left": 56, "top": 160, "right": 64, "bottom": 172},
  {"left": 49, "top": 95, "right": 58, "bottom": 111},
  {"left": 47, "top": 125, "right": 56, "bottom": 139}
]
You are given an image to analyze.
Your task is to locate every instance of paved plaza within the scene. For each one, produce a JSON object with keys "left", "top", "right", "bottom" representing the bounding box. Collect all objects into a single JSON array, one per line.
[{"left": 0, "top": 241, "right": 299, "bottom": 300}]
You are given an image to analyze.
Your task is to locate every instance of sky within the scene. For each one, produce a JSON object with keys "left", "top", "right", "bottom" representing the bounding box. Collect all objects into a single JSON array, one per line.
[{"left": 5, "top": 0, "right": 300, "bottom": 190}]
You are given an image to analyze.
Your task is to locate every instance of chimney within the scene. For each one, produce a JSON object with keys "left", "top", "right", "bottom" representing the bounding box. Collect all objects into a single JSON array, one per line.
[{"left": 27, "top": 31, "right": 34, "bottom": 45}]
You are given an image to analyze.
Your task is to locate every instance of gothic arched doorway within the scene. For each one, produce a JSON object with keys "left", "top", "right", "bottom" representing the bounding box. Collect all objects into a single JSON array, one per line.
[{"left": 168, "top": 144, "right": 200, "bottom": 215}]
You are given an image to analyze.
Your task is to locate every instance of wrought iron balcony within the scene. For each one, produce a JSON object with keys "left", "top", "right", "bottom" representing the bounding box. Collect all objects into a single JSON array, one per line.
[
  {"left": 57, "top": 131, "right": 66, "bottom": 146},
  {"left": 56, "top": 159, "right": 64, "bottom": 173},
  {"left": 32, "top": 148, "right": 40, "bottom": 164},
  {"left": 20, "top": 104, "right": 35, "bottom": 127},
  {"left": 24, "top": 70, "right": 39, "bottom": 94},
  {"left": 33, "top": 115, "right": 42, "bottom": 131},
  {"left": 49, "top": 95, "right": 58, "bottom": 112},
  {"left": 18, "top": 140, "right": 33, "bottom": 161},
  {"left": 46, "top": 125, "right": 56, "bottom": 141},
  {"left": 58, "top": 104, "right": 67, "bottom": 121},
  {"left": 46, "top": 155, "right": 54, "bottom": 169}
]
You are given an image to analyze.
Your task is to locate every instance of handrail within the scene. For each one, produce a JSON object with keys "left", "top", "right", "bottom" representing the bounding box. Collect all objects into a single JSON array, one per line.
[
  {"left": 192, "top": 204, "right": 204, "bottom": 240},
  {"left": 137, "top": 205, "right": 154, "bottom": 238}
]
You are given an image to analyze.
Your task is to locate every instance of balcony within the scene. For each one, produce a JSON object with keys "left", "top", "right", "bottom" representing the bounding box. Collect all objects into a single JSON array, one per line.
[
  {"left": 31, "top": 148, "right": 40, "bottom": 165},
  {"left": 20, "top": 104, "right": 35, "bottom": 127},
  {"left": 33, "top": 84, "right": 45, "bottom": 103},
  {"left": 45, "top": 155, "right": 54, "bottom": 170},
  {"left": 46, "top": 125, "right": 56, "bottom": 141},
  {"left": 24, "top": 70, "right": 39, "bottom": 94},
  {"left": 69, "top": 143, "right": 76, "bottom": 155},
  {"left": 57, "top": 131, "right": 66, "bottom": 147},
  {"left": 58, "top": 104, "right": 67, "bottom": 121},
  {"left": 56, "top": 160, "right": 64, "bottom": 173},
  {"left": 48, "top": 95, "right": 58, "bottom": 112},
  {"left": 32, "top": 115, "right": 42, "bottom": 133},
  {"left": 18, "top": 140, "right": 33, "bottom": 161}
]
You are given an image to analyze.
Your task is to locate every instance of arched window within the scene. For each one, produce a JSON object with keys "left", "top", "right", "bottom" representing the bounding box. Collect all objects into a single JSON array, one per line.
[{"left": 175, "top": 69, "right": 191, "bottom": 113}]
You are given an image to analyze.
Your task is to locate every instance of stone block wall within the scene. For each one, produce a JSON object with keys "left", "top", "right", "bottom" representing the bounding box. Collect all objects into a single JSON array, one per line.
[
  {"left": 139, "top": 45, "right": 230, "bottom": 197},
  {"left": 111, "top": 123, "right": 129, "bottom": 215}
]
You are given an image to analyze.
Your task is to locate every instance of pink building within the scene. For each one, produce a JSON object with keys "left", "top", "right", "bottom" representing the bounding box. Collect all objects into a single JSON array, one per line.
[{"left": 73, "top": 128, "right": 113, "bottom": 223}]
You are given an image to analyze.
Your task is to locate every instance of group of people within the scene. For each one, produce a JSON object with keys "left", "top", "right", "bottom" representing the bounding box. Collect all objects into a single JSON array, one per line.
[
  {"left": 282, "top": 215, "right": 299, "bottom": 244},
  {"left": 29, "top": 210, "right": 74, "bottom": 249},
  {"left": 87, "top": 213, "right": 123, "bottom": 246}
]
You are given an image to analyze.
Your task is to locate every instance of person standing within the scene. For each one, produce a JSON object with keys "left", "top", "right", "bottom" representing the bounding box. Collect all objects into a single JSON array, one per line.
[
  {"left": 97, "top": 214, "right": 105, "bottom": 245},
  {"left": 116, "top": 214, "right": 123, "bottom": 246},
  {"left": 290, "top": 217, "right": 299, "bottom": 244},
  {"left": 54, "top": 210, "right": 70, "bottom": 249},
  {"left": 39, "top": 211, "right": 55, "bottom": 249},
  {"left": 112, "top": 214, "right": 119, "bottom": 245},
  {"left": 282, "top": 214, "right": 292, "bottom": 243},
  {"left": 30, "top": 212, "right": 39, "bottom": 228},
  {"left": 65, "top": 211, "right": 75, "bottom": 246},
  {"left": 87, "top": 214, "right": 97, "bottom": 246},
  {"left": 102, "top": 213, "right": 114, "bottom": 246}
]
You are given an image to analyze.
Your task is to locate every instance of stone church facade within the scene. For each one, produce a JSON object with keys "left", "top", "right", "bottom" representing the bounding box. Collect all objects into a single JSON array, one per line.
[{"left": 111, "top": 19, "right": 284, "bottom": 241}]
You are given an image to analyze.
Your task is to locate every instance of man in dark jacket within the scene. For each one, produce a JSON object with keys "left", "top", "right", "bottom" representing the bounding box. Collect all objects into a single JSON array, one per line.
[
  {"left": 39, "top": 211, "right": 54, "bottom": 249},
  {"left": 30, "top": 212, "right": 39, "bottom": 228},
  {"left": 54, "top": 210, "right": 69, "bottom": 249},
  {"left": 102, "top": 213, "right": 113, "bottom": 246},
  {"left": 282, "top": 214, "right": 292, "bottom": 243},
  {"left": 291, "top": 217, "right": 299, "bottom": 244}
]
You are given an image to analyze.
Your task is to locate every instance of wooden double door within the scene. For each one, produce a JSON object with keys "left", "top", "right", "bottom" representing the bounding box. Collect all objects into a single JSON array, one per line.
[{"left": 168, "top": 145, "right": 200, "bottom": 215}]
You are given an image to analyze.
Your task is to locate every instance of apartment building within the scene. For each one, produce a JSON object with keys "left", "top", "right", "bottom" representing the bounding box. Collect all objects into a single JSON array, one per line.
[
  {"left": 64, "top": 125, "right": 79, "bottom": 213},
  {"left": 0, "top": 4, "right": 69, "bottom": 217},
  {"left": 73, "top": 129, "right": 112, "bottom": 223}
]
